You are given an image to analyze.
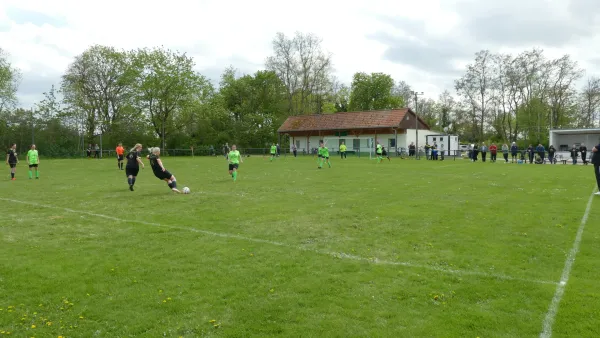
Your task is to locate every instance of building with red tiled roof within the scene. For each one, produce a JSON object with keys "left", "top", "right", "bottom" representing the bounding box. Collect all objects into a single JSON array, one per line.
[{"left": 278, "top": 108, "right": 438, "bottom": 154}]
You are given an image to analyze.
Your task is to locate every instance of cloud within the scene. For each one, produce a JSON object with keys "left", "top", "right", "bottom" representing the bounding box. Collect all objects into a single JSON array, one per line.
[{"left": 5, "top": 7, "right": 67, "bottom": 27}]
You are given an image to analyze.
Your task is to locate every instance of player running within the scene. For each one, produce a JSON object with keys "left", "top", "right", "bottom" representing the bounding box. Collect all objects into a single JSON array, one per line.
[
  {"left": 376, "top": 142, "right": 383, "bottom": 163},
  {"left": 147, "top": 147, "right": 182, "bottom": 193},
  {"left": 270, "top": 143, "right": 277, "bottom": 161},
  {"left": 227, "top": 144, "right": 243, "bottom": 182},
  {"left": 27, "top": 144, "right": 40, "bottom": 179},
  {"left": 126, "top": 143, "right": 145, "bottom": 191},
  {"left": 317, "top": 141, "right": 331, "bottom": 169},
  {"left": 116, "top": 143, "right": 125, "bottom": 170},
  {"left": 6, "top": 143, "right": 18, "bottom": 180}
]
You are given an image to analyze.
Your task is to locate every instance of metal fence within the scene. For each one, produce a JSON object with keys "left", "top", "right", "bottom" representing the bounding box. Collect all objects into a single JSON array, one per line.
[{"left": 70, "top": 147, "right": 594, "bottom": 164}]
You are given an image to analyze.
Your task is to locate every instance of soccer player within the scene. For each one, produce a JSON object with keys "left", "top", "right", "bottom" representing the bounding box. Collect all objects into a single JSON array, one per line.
[
  {"left": 340, "top": 142, "right": 347, "bottom": 159},
  {"left": 382, "top": 146, "right": 391, "bottom": 161},
  {"left": 126, "top": 143, "right": 145, "bottom": 191},
  {"left": 227, "top": 145, "right": 243, "bottom": 182},
  {"left": 147, "top": 147, "right": 182, "bottom": 193},
  {"left": 27, "top": 144, "right": 40, "bottom": 179},
  {"left": 376, "top": 142, "right": 383, "bottom": 163},
  {"left": 317, "top": 141, "right": 331, "bottom": 169},
  {"left": 270, "top": 143, "right": 277, "bottom": 161},
  {"left": 116, "top": 143, "right": 125, "bottom": 170},
  {"left": 6, "top": 143, "right": 18, "bottom": 180}
]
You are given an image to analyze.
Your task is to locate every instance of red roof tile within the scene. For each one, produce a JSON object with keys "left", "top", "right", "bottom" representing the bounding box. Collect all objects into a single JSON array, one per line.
[{"left": 278, "top": 109, "right": 428, "bottom": 132}]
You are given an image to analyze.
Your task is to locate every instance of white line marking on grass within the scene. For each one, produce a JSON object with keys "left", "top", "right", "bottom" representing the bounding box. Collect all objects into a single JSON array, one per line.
[
  {"left": 539, "top": 189, "right": 595, "bottom": 338},
  {"left": 1, "top": 197, "right": 557, "bottom": 286}
]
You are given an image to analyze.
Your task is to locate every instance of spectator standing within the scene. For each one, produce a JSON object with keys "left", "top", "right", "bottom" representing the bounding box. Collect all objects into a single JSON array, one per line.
[
  {"left": 536, "top": 143, "right": 546, "bottom": 163},
  {"left": 489, "top": 143, "right": 498, "bottom": 162},
  {"left": 548, "top": 145, "right": 556, "bottom": 164},
  {"left": 472, "top": 144, "right": 479, "bottom": 162},
  {"left": 480, "top": 143, "right": 488, "bottom": 162},
  {"left": 527, "top": 144, "right": 534, "bottom": 164},
  {"left": 510, "top": 142, "right": 518, "bottom": 163},
  {"left": 409, "top": 142, "right": 416, "bottom": 157},
  {"left": 580, "top": 143, "right": 588, "bottom": 165},
  {"left": 292, "top": 143, "right": 297, "bottom": 157},
  {"left": 501, "top": 144, "right": 509, "bottom": 163},
  {"left": 570, "top": 144, "right": 579, "bottom": 165},
  {"left": 339, "top": 142, "right": 346, "bottom": 159}
]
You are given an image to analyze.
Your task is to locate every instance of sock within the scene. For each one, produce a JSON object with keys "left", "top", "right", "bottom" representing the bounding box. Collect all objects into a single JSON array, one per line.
[
  {"left": 167, "top": 182, "right": 174, "bottom": 188},
  {"left": 327, "top": 161, "right": 331, "bottom": 168},
  {"left": 319, "top": 159, "right": 323, "bottom": 167},
  {"left": 132, "top": 178, "right": 136, "bottom": 186},
  {"left": 28, "top": 170, "right": 32, "bottom": 179},
  {"left": 128, "top": 177, "right": 133, "bottom": 185},
  {"left": 36, "top": 170, "right": 39, "bottom": 178},
  {"left": 232, "top": 171, "right": 237, "bottom": 181},
  {"left": 171, "top": 180, "right": 177, "bottom": 189},
  {"left": 11, "top": 172, "right": 14, "bottom": 179}
]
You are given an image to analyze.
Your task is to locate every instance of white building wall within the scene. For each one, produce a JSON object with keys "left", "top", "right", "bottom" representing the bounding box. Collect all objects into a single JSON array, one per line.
[
  {"left": 290, "top": 130, "right": 442, "bottom": 155},
  {"left": 550, "top": 133, "right": 600, "bottom": 151}
]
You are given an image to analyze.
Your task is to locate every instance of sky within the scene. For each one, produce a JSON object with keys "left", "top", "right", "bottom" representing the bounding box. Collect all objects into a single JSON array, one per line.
[{"left": 1, "top": 0, "right": 600, "bottom": 109}]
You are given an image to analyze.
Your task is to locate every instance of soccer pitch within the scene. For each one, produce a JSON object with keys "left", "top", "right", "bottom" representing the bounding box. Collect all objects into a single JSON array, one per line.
[{"left": 1, "top": 156, "right": 598, "bottom": 337}]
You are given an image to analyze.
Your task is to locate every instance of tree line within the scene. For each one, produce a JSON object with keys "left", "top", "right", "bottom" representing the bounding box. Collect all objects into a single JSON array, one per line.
[{"left": 0, "top": 33, "right": 598, "bottom": 157}]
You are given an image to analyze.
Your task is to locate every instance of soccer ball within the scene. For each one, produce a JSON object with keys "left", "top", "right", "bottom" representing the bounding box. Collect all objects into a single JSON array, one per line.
[{"left": 182, "top": 187, "right": 190, "bottom": 194}]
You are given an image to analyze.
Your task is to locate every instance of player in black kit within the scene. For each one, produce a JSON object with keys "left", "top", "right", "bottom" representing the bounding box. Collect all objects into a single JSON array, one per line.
[
  {"left": 147, "top": 147, "right": 182, "bottom": 193},
  {"left": 6, "top": 143, "right": 18, "bottom": 180},
  {"left": 125, "top": 143, "right": 145, "bottom": 191}
]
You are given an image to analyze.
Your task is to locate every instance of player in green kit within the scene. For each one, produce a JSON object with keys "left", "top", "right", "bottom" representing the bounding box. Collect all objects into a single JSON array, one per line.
[
  {"left": 228, "top": 145, "right": 243, "bottom": 181},
  {"left": 376, "top": 142, "right": 383, "bottom": 163},
  {"left": 317, "top": 141, "right": 331, "bottom": 169},
  {"left": 270, "top": 143, "right": 277, "bottom": 161},
  {"left": 27, "top": 144, "right": 40, "bottom": 179}
]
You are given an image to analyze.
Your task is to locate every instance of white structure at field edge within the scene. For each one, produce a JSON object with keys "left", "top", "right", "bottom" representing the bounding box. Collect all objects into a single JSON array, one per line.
[
  {"left": 549, "top": 128, "right": 600, "bottom": 160},
  {"left": 277, "top": 109, "right": 439, "bottom": 155}
]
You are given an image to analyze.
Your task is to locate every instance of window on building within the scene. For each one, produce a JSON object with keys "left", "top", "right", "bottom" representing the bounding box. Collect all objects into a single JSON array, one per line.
[{"left": 353, "top": 139, "right": 360, "bottom": 149}]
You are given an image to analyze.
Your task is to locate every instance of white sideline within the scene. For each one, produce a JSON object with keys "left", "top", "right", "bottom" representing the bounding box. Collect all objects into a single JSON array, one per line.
[
  {"left": 1, "top": 197, "right": 556, "bottom": 286},
  {"left": 539, "top": 189, "right": 595, "bottom": 338}
]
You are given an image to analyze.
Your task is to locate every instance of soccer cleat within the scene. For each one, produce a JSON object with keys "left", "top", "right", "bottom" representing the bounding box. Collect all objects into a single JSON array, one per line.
[
  {"left": 595, "top": 191, "right": 600, "bottom": 196},
  {"left": 129, "top": 185, "right": 134, "bottom": 191}
]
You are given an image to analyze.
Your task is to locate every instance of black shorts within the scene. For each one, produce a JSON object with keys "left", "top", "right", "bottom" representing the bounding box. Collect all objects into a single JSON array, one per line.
[
  {"left": 229, "top": 163, "right": 239, "bottom": 171},
  {"left": 9, "top": 163, "right": 16, "bottom": 168},
  {"left": 125, "top": 167, "right": 139, "bottom": 177},
  {"left": 28, "top": 164, "right": 38, "bottom": 168},
  {"left": 118, "top": 155, "right": 124, "bottom": 161},
  {"left": 153, "top": 169, "right": 173, "bottom": 180}
]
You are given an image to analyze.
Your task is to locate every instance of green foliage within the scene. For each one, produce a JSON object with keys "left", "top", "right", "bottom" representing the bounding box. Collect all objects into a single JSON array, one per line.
[
  {"left": 0, "top": 48, "right": 21, "bottom": 114},
  {"left": 348, "top": 72, "right": 403, "bottom": 111}
]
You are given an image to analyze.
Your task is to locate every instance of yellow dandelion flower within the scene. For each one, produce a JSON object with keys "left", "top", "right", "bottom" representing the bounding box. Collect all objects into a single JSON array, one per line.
[
  {"left": 162, "top": 300, "right": 166, "bottom": 303},
  {"left": 31, "top": 325, "right": 36, "bottom": 329},
  {"left": 209, "top": 319, "right": 216, "bottom": 323},
  {"left": 47, "top": 322, "right": 52, "bottom": 326},
  {"left": 58, "top": 336, "right": 64, "bottom": 338},
  {"left": 167, "top": 297, "right": 172, "bottom": 301},
  {"left": 79, "top": 316, "right": 84, "bottom": 319}
]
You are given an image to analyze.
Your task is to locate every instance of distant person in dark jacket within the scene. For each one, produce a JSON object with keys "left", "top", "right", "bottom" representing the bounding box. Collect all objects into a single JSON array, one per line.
[
  {"left": 536, "top": 144, "right": 546, "bottom": 163},
  {"left": 580, "top": 143, "right": 588, "bottom": 165},
  {"left": 548, "top": 145, "right": 556, "bottom": 164},
  {"left": 480, "top": 143, "right": 488, "bottom": 162},
  {"left": 527, "top": 144, "right": 534, "bottom": 164},
  {"left": 510, "top": 143, "right": 518, "bottom": 163},
  {"left": 472, "top": 144, "right": 479, "bottom": 162},
  {"left": 570, "top": 144, "right": 579, "bottom": 165}
]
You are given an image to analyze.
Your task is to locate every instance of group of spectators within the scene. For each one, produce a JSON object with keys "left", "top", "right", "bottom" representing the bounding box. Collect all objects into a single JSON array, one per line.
[{"left": 465, "top": 143, "right": 592, "bottom": 165}]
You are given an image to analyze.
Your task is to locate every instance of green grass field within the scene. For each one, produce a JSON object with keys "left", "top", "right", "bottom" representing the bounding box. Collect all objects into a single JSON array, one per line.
[{"left": 1, "top": 155, "right": 599, "bottom": 337}]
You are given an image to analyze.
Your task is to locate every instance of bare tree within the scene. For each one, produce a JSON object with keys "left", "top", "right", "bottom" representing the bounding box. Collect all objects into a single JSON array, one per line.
[
  {"left": 266, "top": 32, "right": 332, "bottom": 115},
  {"left": 0, "top": 48, "right": 21, "bottom": 115},
  {"left": 578, "top": 77, "right": 600, "bottom": 127}
]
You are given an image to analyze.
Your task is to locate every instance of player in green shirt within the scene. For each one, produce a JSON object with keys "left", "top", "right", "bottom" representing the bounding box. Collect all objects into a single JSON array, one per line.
[
  {"left": 270, "top": 144, "right": 277, "bottom": 162},
  {"left": 376, "top": 142, "right": 383, "bottom": 163},
  {"left": 228, "top": 145, "right": 243, "bottom": 182},
  {"left": 340, "top": 142, "right": 347, "bottom": 159},
  {"left": 26, "top": 144, "right": 40, "bottom": 179},
  {"left": 317, "top": 141, "right": 331, "bottom": 169}
]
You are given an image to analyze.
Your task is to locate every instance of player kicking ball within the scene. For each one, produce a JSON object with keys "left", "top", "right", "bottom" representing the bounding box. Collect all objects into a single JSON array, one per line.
[
  {"left": 147, "top": 147, "right": 182, "bottom": 193},
  {"left": 126, "top": 143, "right": 145, "bottom": 191},
  {"left": 227, "top": 144, "right": 243, "bottom": 182},
  {"left": 317, "top": 141, "right": 331, "bottom": 169}
]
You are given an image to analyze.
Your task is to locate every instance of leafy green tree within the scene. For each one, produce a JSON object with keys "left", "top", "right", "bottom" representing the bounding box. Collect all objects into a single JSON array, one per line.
[
  {"left": 131, "top": 47, "right": 212, "bottom": 150},
  {"left": 0, "top": 48, "right": 21, "bottom": 115},
  {"left": 348, "top": 72, "right": 403, "bottom": 111}
]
